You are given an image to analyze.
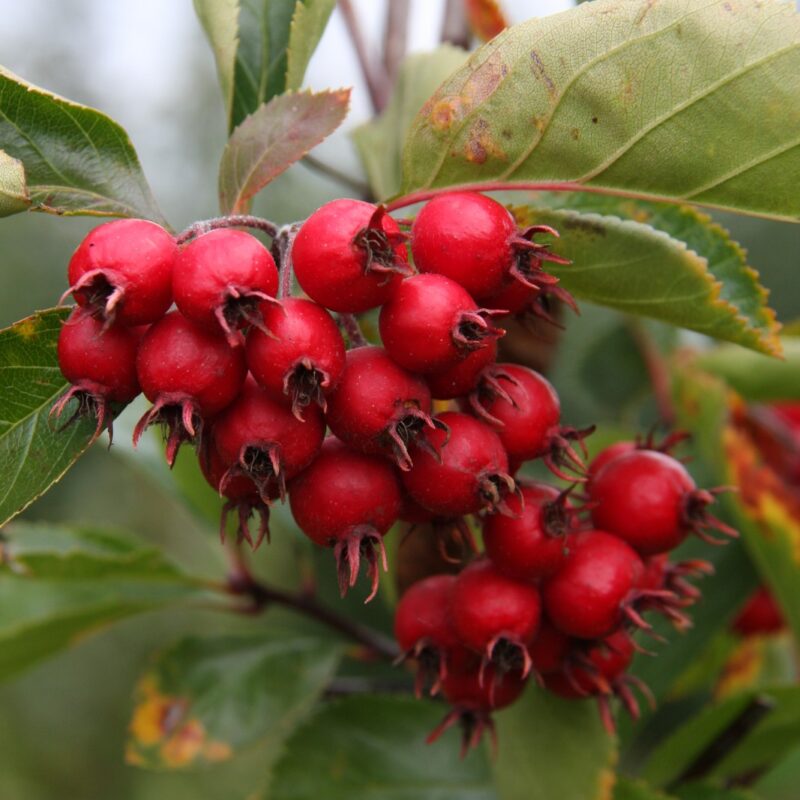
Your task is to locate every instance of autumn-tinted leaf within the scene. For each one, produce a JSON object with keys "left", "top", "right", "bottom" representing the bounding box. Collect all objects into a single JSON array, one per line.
[{"left": 0, "top": 150, "right": 29, "bottom": 216}]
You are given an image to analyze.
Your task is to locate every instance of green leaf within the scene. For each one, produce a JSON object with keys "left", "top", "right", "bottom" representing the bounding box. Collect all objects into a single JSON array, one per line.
[
  {"left": 614, "top": 777, "right": 675, "bottom": 800},
  {"left": 267, "top": 695, "right": 496, "bottom": 799},
  {"left": 402, "top": 0, "right": 800, "bottom": 222},
  {"left": 0, "top": 575, "right": 194, "bottom": 682},
  {"left": 285, "top": 0, "right": 337, "bottom": 91},
  {"left": 674, "top": 785, "right": 759, "bottom": 800},
  {"left": 493, "top": 686, "right": 616, "bottom": 800},
  {"left": 518, "top": 206, "right": 779, "bottom": 356},
  {"left": 0, "top": 309, "right": 97, "bottom": 528},
  {"left": 0, "top": 67, "right": 166, "bottom": 222},
  {"left": 193, "top": 0, "right": 240, "bottom": 120},
  {"left": 353, "top": 46, "right": 469, "bottom": 200},
  {"left": 695, "top": 338, "right": 800, "bottom": 402},
  {"left": 0, "top": 150, "right": 30, "bottom": 215},
  {"left": 126, "top": 634, "right": 341, "bottom": 770},
  {"left": 219, "top": 89, "right": 350, "bottom": 214},
  {"left": 0, "top": 521, "right": 186, "bottom": 582}
]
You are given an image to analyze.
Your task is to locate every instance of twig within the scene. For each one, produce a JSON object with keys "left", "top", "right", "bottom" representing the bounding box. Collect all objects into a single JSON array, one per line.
[
  {"left": 337, "top": 313, "right": 369, "bottom": 347},
  {"left": 383, "top": 0, "right": 410, "bottom": 87},
  {"left": 273, "top": 224, "right": 299, "bottom": 299},
  {"left": 325, "top": 676, "right": 416, "bottom": 698},
  {"left": 338, "top": 0, "right": 389, "bottom": 111},
  {"left": 441, "top": 0, "right": 471, "bottom": 48},
  {"left": 626, "top": 318, "right": 676, "bottom": 425},
  {"left": 302, "top": 154, "right": 371, "bottom": 198},
  {"left": 176, "top": 214, "right": 279, "bottom": 245}
]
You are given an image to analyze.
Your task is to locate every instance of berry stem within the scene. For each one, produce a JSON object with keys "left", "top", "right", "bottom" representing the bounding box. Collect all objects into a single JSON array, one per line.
[
  {"left": 176, "top": 215, "right": 280, "bottom": 245},
  {"left": 274, "top": 224, "right": 299, "bottom": 299},
  {"left": 302, "top": 154, "right": 372, "bottom": 198},
  {"left": 337, "top": 313, "right": 369, "bottom": 347}
]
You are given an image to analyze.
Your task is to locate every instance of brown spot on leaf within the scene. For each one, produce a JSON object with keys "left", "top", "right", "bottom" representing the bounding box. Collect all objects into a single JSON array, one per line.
[
  {"left": 570, "top": 128, "right": 580, "bottom": 141},
  {"left": 15, "top": 317, "right": 39, "bottom": 340},
  {"left": 592, "top": 116, "right": 599, "bottom": 124},
  {"left": 635, "top": 0, "right": 658, "bottom": 25},
  {"left": 462, "top": 51, "right": 509, "bottom": 109},
  {"left": 530, "top": 51, "right": 556, "bottom": 98},
  {"left": 429, "top": 97, "right": 464, "bottom": 132},
  {"left": 464, "top": 118, "right": 507, "bottom": 164}
]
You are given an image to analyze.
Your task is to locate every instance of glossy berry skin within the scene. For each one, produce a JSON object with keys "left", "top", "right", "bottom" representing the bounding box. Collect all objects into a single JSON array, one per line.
[
  {"left": 587, "top": 441, "right": 636, "bottom": 486},
  {"left": 470, "top": 364, "right": 560, "bottom": 463},
  {"left": 173, "top": 229, "right": 278, "bottom": 342},
  {"left": 450, "top": 559, "right": 541, "bottom": 658},
  {"left": 411, "top": 192, "right": 516, "bottom": 301},
  {"left": 483, "top": 482, "right": 573, "bottom": 581},
  {"left": 326, "top": 346, "right": 436, "bottom": 469},
  {"left": 544, "top": 531, "right": 644, "bottom": 640},
  {"left": 58, "top": 307, "right": 141, "bottom": 403},
  {"left": 67, "top": 219, "right": 177, "bottom": 325},
  {"left": 527, "top": 618, "right": 571, "bottom": 676},
  {"left": 402, "top": 412, "right": 515, "bottom": 517},
  {"left": 440, "top": 655, "right": 528, "bottom": 711},
  {"left": 379, "top": 274, "right": 503, "bottom": 373},
  {"left": 394, "top": 574, "right": 459, "bottom": 654},
  {"left": 293, "top": 199, "right": 408, "bottom": 313},
  {"left": 589, "top": 450, "right": 697, "bottom": 556},
  {"left": 427, "top": 340, "right": 497, "bottom": 400},
  {"left": 214, "top": 378, "right": 325, "bottom": 502},
  {"left": 246, "top": 298, "right": 345, "bottom": 417},
  {"left": 732, "top": 587, "right": 785, "bottom": 636}
]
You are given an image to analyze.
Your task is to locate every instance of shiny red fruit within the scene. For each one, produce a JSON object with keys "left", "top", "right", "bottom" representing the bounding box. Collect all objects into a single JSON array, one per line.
[{"left": 732, "top": 587, "right": 785, "bottom": 636}]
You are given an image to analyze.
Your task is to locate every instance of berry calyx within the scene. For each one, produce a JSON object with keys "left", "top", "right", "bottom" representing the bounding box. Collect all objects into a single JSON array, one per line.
[
  {"left": 53, "top": 307, "right": 142, "bottom": 439},
  {"left": 133, "top": 311, "right": 247, "bottom": 465},
  {"left": 213, "top": 377, "right": 325, "bottom": 503},
  {"left": 426, "top": 340, "right": 498, "bottom": 400},
  {"left": 402, "top": 412, "right": 518, "bottom": 517},
  {"left": 326, "top": 346, "right": 444, "bottom": 470},
  {"left": 64, "top": 219, "right": 177, "bottom": 326},
  {"left": 483, "top": 482, "right": 578, "bottom": 581},
  {"left": 293, "top": 200, "right": 411, "bottom": 313},
  {"left": 246, "top": 297, "right": 345, "bottom": 419},
  {"left": 394, "top": 574, "right": 459, "bottom": 695},
  {"left": 379, "top": 274, "right": 505, "bottom": 373},
  {"left": 289, "top": 437, "right": 401, "bottom": 601},
  {"left": 173, "top": 228, "right": 279, "bottom": 346},
  {"left": 589, "top": 450, "right": 737, "bottom": 556}
]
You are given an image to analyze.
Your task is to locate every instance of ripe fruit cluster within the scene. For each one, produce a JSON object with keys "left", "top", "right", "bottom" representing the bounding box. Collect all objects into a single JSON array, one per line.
[{"left": 53, "top": 192, "right": 735, "bottom": 751}]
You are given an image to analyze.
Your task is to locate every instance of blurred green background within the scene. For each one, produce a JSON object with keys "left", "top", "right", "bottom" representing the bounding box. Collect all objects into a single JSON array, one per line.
[{"left": 0, "top": 1, "right": 798, "bottom": 799}]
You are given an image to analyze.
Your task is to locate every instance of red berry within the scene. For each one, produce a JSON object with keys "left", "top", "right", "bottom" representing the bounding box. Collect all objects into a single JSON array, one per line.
[
  {"left": 53, "top": 308, "right": 142, "bottom": 438},
  {"left": 543, "top": 531, "right": 645, "bottom": 639},
  {"left": 410, "top": 192, "right": 516, "bottom": 301},
  {"left": 483, "top": 482, "right": 576, "bottom": 581},
  {"left": 426, "top": 340, "right": 497, "bottom": 400},
  {"left": 293, "top": 200, "right": 410, "bottom": 313},
  {"left": 65, "top": 219, "right": 177, "bottom": 326},
  {"left": 394, "top": 574, "right": 459, "bottom": 695},
  {"left": 246, "top": 297, "right": 345, "bottom": 419},
  {"left": 450, "top": 559, "right": 541, "bottom": 679},
  {"left": 326, "top": 346, "right": 443, "bottom": 470},
  {"left": 468, "top": 364, "right": 592, "bottom": 479},
  {"left": 732, "top": 587, "right": 785, "bottom": 636},
  {"left": 379, "top": 274, "right": 504, "bottom": 373},
  {"left": 289, "top": 437, "right": 401, "bottom": 601},
  {"left": 213, "top": 377, "right": 325, "bottom": 503},
  {"left": 527, "top": 617, "right": 571, "bottom": 676},
  {"left": 402, "top": 412, "right": 517, "bottom": 517},
  {"left": 133, "top": 311, "right": 247, "bottom": 465},
  {"left": 173, "top": 229, "right": 279, "bottom": 345},
  {"left": 587, "top": 441, "right": 637, "bottom": 485},
  {"left": 589, "top": 450, "right": 737, "bottom": 556}
]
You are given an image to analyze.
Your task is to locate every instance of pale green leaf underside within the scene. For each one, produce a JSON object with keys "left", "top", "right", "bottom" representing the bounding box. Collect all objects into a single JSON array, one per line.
[
  {"left": 0, "top": 68, "right": 166, "bottom": 222},
  {"left": 0, "top": 149, "right": 29, "bottom": 215},
  {"left": 219, "top": 89, "right": 350, "bottom": 214},
  {"left": 402, "top": 0, "right": 800, "bottom": 222},
  {"left": 285, "top": 0, "right": 336, "bottom": 91},
  {"left": 522, "top": 206, "right": 781, "bottom": 355},
  {"left": 0, "top": 309, "right": 96, "bottom": 528},
  {"left": 193, "top": 0, "right": 240, "bottom": 120}
]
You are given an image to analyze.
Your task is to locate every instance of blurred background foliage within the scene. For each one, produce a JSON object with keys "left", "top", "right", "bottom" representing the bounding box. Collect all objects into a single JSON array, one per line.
[{"left": 0, "top": 1, "right": 798, "bottom": 799}]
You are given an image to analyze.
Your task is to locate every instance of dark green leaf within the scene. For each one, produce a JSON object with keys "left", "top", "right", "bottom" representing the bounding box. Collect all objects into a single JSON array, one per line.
[
  {"left": 0, "top": 67, "right": 166, "bottom": 222},
  {"left": 126, "top": 634, "right": 341, "bottom": 770},
  {"left": 268, "top": 695, "right": 496, "bottom": 799},
  {"left": 493, "top": 686, "right": 617, "bottom": 800},
  {"left": 402, "top": 0, "right": 800, "bottom": 222},
  {"left": 353, "top": 46, "right": 469, "bottom": 200},
  {"left": 0, "top": 521, "right": 186, "bottom": 582},
  {"left": 674, "top": 784, "right": 759, "bottom": 800},
  {"left": 0, "top": 150, "right": 29, "bottom": 215},
  {"left": 0, "top": 309, "right": 97, "bottom": 528},
  {"left": 193, "top": 0, "right": 239, "bottom": 120},
  {"left": 219, "top": 89, "right": 350, "bottom": 214},
  {"left": 614, "top": 777, "right": 675, "bottom": 800}
]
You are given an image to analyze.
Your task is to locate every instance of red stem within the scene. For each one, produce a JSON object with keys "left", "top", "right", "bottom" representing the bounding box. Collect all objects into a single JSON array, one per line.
[{"left": 338, "top": 0, "right": 389, "bottom": 112}]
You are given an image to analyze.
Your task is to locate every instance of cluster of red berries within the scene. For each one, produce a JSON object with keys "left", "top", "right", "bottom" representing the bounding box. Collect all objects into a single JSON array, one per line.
[{"left": 53, "top": 191, "right": 736, "bottom": 750}]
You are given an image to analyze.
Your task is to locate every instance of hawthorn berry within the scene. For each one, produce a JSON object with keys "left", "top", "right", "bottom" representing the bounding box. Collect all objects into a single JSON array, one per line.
[
  {"left": 426, "top": 340, "right": 498, "bottom": 400},
  {"left": 732, "top": 586, "right": 785, "bottom": 636},
  {"left": 589, "top": 450, "right": 736, "bottom": 556},
  {"left": 53, "top": 307, "right": 142, "bottom": 438},
  {"left": 402, "top": 412, "right": 517, "bottom": 517},
  {"left": 325, "top": 346, "right": 443, "bottom": 470},
  {"left": 289, "top": 437, "right": 401, "bottom": 601},
  {"left": 379, "top": 274, "right": 505, "bottom": 373},
  {"left": 173, "top": 228, "right": 279, "bottom": 346},
  {"left": 133, "top": 311, "right": 247, "bottom": 465},
  {"left": 292, "top": 199, "right": 411, "bottom": 312},
  {"left": 213, "top": 377, "right": 325, "bottom": 503},
  {"left": 527, "top": 617, "right": 571, "bottom": 676},
  {"left": 246, "top": 297, "right": 345, "bottom": 419},
  {"left": 64, "top": 219, "right": 177, "bottom": 326}
]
